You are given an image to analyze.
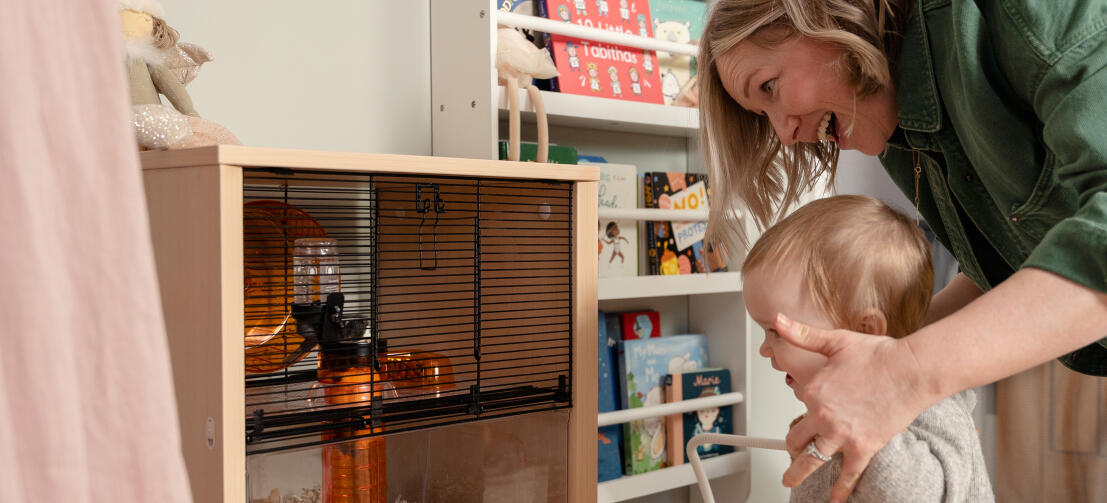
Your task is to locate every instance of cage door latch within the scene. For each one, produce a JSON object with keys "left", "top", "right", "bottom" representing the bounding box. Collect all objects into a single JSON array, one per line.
[{"left": 416, "top": 183, "right": 446, "bottom": 270}]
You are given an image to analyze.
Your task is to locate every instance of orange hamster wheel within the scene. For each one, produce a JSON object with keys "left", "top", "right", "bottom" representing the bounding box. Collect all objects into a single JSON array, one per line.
[{"left": 243, "top": 201, "right": 328, "bottom": 374}]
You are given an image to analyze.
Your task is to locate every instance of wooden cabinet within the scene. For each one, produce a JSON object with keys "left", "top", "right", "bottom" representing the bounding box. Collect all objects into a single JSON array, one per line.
[{"left": 141, "top": 145, "right": 598, "bottom": 502}]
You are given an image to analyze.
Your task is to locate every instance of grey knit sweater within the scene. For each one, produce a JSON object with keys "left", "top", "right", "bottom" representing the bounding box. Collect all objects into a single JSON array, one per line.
[{"left": 789, "top": 390, "right": 994, "bottom": 502}]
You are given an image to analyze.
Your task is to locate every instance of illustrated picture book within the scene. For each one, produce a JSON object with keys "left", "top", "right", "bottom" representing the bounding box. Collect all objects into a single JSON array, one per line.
[
  {"left": 643, "top": 172, "right": 728, "bottom": 275},
  {"left": 591, "top": 162, "right": 639, "bottom": 278},
  {"left": 619, "top": 310, "right": 660, "bottom": 340},
  {"left": 536, "top": 0, "right": 664, "bottom": 104},
  {"left": 649, "top": 0, "right": 708, "bottom": 104},
  {"left": 617, "top": 334, "right": 708, "bottom": 475},
  {"left": 665, "top": 367, "right": 734, "bottom": 465},
  {"left": 597, "top": 311, "right": 624, "bottom": 482}
]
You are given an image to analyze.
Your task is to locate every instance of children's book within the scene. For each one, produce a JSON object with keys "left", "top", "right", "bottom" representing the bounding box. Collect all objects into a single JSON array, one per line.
[
  {"left": 590, "top": 162, "right": 638, "bottom": 278},
  {"left": 497, "top": 140, "right": 579, "bottom": 164},
  {"left": 597, "top": 311, "right": 624, "bottom": 482},
  {"left": 649, "top": 0, "right": 708, "bottom": 105},
  {"left": 604, "top": 310, "right": 625, "bottom": 344},
  {"left": 665, "top": 368, "right": 734, "bottom": 465},
  {"left": 643, "top": 172, "right": 727, "bottom": 275},
  {"left": 536, "top": 0, "right": 665, "bottom": 104},
  {"left": 619, "top": 310, "right": 660, "bottom": 340},
  {"left": 616, "top": 334, "right": 708, "bottom": 475}
]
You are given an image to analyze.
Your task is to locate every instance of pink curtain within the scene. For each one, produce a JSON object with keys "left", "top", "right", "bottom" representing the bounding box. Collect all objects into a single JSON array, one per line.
[{"left": 0, "top": 0, "right": 192, "bottom": 501}]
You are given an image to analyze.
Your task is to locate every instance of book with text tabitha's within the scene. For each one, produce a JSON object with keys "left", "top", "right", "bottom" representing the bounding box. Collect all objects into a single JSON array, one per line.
[{"left": 537, "top": 0, "right": 664, "bottom": 104}]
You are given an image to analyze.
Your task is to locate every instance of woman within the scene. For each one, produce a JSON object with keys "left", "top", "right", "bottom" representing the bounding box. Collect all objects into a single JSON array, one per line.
[{"left": 698, "top": 1, "right": 1107, "bottom": 501}]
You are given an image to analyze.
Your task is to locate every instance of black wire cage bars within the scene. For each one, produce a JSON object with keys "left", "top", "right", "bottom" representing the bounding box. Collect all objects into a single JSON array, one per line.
[{"left": 240, "top": 168, "right": 575, "bottom": 454}]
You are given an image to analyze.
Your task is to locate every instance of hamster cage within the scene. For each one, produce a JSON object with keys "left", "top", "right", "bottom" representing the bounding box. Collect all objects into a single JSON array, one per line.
[{"left": 141, "top": 146, "right": 599, "bottom": 502}]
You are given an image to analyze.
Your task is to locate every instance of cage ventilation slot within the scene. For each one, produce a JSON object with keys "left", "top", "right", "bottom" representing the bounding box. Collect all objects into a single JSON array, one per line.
[{"left": 241, "top": 168, "right": 574, "bottom": 454}]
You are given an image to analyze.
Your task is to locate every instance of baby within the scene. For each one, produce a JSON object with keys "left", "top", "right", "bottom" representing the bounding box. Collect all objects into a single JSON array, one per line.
[{"left": 741, "top": 195, "right": 994, "bottom": 502}]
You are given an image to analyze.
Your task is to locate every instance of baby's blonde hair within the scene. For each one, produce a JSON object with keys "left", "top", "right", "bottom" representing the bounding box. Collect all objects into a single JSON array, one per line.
[
  {"left": 743, "top": 195, "right": 932, "bottom": 338},
  {"left": 698, "top": 0, "right": 912, "bottom": 248}
]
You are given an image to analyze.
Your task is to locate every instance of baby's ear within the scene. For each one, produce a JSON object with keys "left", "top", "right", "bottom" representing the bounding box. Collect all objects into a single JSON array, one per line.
[{"left": 854, "top": 309, "right": 888, "bottom": 336}]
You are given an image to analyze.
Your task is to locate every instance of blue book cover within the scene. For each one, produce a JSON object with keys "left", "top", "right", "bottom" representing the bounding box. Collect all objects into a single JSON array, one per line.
[
  {"left": 617, "top": 334, "right": 708, "bottom": 474},
  {"left": 597, "top": 311, "right": 623, "bottom": 482},
  {"left": 665, "top": 368, "right": 734, "bottom": 465}
]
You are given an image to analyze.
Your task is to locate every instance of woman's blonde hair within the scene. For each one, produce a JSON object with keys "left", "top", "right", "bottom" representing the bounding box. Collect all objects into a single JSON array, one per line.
[
  {"left": 742, "top": 195, "right": 933, "bottom": 338},
  {"left": 699, "top": 0, "right": 911, "bottom": 248}
]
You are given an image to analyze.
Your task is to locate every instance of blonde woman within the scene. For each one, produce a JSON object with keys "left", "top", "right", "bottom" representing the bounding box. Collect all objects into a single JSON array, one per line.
[{"left": 698, "top": 1, "right": 1107, "bottom": 501}]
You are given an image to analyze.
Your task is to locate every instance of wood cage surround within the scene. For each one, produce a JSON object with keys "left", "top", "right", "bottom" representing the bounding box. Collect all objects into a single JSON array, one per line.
[{"left": 141, "top": 146, "right": 599, "bottom": 503}]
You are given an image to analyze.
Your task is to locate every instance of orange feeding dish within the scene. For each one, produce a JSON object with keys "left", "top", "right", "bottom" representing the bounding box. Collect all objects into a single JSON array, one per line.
[{"left": 243, "top": 200, "right": 328, "bottom": 374}]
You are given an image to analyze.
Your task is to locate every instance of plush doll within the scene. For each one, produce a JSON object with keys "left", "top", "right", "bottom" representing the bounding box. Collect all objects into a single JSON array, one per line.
[
  {"left": 120, "top": 0, "right": 240, "bottom": 149},
  {"left": 495, "top": 27, "right": 558, "bottom": 162}
]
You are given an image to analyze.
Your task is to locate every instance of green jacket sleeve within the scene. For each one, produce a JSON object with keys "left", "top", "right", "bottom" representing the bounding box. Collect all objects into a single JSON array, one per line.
[{"left": 1020, "top": 33, "right": 1107, "bottom": 294}]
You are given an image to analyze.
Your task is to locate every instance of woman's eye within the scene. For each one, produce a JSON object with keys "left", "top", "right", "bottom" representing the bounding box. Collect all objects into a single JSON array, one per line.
[{"left": 760, "top": 79, "right": 776, "bottom": 94}]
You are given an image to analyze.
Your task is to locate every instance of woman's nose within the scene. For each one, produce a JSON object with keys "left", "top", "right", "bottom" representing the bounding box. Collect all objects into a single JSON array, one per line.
[
  {"left": 768, "top": 112, "right": 800, "bottom": 146},
  {"left": 759, "top": 337, "right": 771, "bottom": 358}
]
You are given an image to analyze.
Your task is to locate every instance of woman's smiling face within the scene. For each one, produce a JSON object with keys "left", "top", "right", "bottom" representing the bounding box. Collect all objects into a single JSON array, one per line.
[{"left": 715, "top": 28, "right": 899, "bottom": 155}]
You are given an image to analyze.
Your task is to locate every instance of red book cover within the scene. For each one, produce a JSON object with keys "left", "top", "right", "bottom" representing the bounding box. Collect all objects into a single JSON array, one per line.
[
  {"left": 538, "top": 0, "right": 664, "bottom": 104},
  {"left": 620, "top": 310, "right": 661, "bottom": 340}
]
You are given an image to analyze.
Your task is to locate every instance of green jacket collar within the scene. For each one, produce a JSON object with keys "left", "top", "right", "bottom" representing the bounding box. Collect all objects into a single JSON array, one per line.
[{"left": 894, "top": 0, "right": 948, "bottom": 133}]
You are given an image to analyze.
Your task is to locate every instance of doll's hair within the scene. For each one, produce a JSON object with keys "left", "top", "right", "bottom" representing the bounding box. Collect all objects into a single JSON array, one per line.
[
  {"left": 698, "top": 0, "right": 913, "bottom": 248},
  {"left": 150, "top": 16, "right": 179, "bottom": 49},
  {"left": 605, "top": 221, "right": 618, "bottom": 238},
  {"left": 742, "top": 195, "right": 933, "bottom": 338}
]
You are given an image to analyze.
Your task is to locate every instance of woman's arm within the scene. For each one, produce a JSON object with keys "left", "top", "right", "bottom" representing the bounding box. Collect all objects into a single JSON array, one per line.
[
  {"left": 775, "top": 267, "right": 1107, "bottom": 503},
  {"left": 912, "top": 267, "right": 1107, "bottom": 397},
  {"left": 921, "top": 272, "right": 982, "bottom": 326}
]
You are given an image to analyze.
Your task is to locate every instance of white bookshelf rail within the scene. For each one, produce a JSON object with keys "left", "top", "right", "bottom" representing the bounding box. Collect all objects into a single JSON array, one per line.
[
  {"left": 496, "top": 11, "right": 698, "bottom": 56},
  {"left": 598, "top": 207, "right": 709, "bottom": 221},
  {"left": 598, "top": 392, "right": 744, "bottom": 427},
  {"left": 599, "top": 272, "right": 742, "bottom": 300}
]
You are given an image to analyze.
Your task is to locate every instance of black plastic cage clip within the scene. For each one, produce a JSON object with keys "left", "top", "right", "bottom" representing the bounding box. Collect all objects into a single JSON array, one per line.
[
  {"left": 247, "top": 409, "right": 265, "bottom": 443},
  {"left": 468, "top": 384, "right": 482, "bottom": 417},
  {"left": 555, "top": 374, "right": 570, "bottom": 403},
  {"left": 416, "top": 183, "right": 446, "bottom": 271},
  {"left": 370, "top": 395, "right": 383, "bottom": 428}
]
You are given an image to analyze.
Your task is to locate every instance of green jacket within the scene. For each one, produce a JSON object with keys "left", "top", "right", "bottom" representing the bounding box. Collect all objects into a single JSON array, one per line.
[{"left": 881, "top": 0, "right": 1107, "bottom": 375}]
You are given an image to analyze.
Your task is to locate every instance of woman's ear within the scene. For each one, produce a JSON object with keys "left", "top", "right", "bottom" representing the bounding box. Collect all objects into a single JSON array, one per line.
[{"left": 854, "top": 309, "right": 887, "bottom": 336}]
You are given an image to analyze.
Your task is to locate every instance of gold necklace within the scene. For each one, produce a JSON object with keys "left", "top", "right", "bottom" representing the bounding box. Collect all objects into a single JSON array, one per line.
[{"left": 912, "top": 151, "right": 922, "bottom": 225}]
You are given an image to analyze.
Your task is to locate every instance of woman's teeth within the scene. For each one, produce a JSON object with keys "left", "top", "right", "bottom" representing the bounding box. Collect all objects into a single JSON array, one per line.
[{"left": 818, "top": 111, "right": 837, "bottom": 142}]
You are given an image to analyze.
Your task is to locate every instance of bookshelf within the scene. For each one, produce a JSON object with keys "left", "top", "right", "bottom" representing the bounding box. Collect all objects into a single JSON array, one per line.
[{"left": 430, "top": 2, "right": 753, "bottom": 502}]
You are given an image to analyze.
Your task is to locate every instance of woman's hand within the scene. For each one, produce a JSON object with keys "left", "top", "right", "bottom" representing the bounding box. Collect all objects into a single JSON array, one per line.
[{"left": 773, "top": 313, "right": 938, "bottom": 503}]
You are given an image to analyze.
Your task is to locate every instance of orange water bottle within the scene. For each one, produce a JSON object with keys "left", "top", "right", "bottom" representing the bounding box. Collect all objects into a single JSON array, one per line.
[
  {"left": 296, "top": 293, "right": 386, "bottom": 503},
  {"left": 318, "top": 341, "right": 386, "bottom": 503}
]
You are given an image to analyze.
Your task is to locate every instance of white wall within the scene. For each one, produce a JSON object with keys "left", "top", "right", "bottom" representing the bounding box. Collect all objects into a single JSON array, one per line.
[{"left": 160, "top": 0, "right": 431, "bottom": 154}]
